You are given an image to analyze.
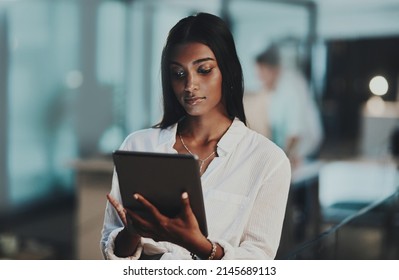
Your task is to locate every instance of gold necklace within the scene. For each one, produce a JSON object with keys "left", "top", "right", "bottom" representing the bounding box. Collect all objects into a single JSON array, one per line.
[{"left": 179, "top": 133, "right": 216, "bottom": 173}]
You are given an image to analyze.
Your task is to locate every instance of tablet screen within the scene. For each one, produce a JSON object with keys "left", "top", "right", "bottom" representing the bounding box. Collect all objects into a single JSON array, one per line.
[{"left": 112, "top": 150, "right": 208, "bottom": 236}]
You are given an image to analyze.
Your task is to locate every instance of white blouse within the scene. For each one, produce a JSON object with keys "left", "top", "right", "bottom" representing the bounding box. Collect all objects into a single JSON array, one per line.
[{"left": 100, "top": 119, "right": 291, "bottom": 259}]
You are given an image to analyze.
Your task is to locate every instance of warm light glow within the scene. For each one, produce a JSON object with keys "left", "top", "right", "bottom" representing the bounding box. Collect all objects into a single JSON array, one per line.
[
  {"left": 369, "top": 76, "right": 388, "bottom": 96},
  {"left": 366, "top": 96, "right": 386, "bottom": 116}
]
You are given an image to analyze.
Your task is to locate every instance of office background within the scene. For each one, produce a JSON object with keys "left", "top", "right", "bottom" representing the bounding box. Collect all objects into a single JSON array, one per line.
[{"left": 0, "top": 0, "right": 398, "bottom": 259}]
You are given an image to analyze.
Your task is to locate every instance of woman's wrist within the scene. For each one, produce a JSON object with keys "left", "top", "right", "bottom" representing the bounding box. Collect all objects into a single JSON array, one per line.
[
  {"left": 114, "top": 227, "right": 141, "bottom": 257},
  {"left": 189, "top": 237, "right": 224, "bottom": 260}
]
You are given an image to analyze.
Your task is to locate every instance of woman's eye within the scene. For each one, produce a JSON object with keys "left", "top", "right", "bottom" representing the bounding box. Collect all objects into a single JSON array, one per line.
[
  {"left": 198, "top": 68, "right": 212, "bottom": 74},
  {"left": 173, "top": 70, "right": 185, "bottom": 79}
]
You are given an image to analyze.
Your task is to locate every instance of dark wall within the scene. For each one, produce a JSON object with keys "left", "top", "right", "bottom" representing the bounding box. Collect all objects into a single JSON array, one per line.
[{"left": 322, "top": 37, "right": 399, "bottom": 149}]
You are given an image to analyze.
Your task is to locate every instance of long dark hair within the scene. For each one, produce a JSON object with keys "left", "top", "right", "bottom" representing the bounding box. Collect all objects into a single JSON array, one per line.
[{"left": 155, "top": 12, "right": 246, "bottom": 128}]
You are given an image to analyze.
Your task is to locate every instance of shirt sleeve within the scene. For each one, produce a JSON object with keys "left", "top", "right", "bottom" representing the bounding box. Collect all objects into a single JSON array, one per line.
[
  {"left": 100, "top": 169, "right": 136, "bottom": 259},
  {"left": 217, "top": 156, "right": 291, "bottom": 259}
]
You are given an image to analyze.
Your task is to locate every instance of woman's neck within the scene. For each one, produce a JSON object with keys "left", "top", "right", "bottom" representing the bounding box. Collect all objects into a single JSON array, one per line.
[{"left": 179, "top": 114, "right": 233, "bottom": 144}]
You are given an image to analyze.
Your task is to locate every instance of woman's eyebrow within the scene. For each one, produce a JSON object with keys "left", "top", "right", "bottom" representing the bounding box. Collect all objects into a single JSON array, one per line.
[
  {"left": 193, "top": 57, "right": 215, "bottom": 64},
  {"left": 170, "top": 57, "right": 215, "bottom": 66}
]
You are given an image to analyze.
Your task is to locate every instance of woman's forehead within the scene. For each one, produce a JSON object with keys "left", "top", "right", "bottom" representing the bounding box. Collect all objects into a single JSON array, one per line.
[{"left": 169, "top": 42, "right": 216, "bottom": 64}]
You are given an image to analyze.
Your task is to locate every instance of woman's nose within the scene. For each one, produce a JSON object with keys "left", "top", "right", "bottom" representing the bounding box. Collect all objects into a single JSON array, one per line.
[{"left": 184, "top": 73, "right": 199, "bottom": 92}]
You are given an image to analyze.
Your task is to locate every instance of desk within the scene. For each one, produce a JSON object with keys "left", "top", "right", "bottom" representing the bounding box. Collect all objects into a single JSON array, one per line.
[{"left": 71, "top": 157, "right": 113, "bottom": 260}]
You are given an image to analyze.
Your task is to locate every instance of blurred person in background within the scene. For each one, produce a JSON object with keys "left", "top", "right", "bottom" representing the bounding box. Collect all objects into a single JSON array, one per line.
[
  {"left": 254, "top": 45, "right": 323, "bottom": 168},
  {"left": 101, "top": 13, "right": 291, "bottom": 260}
]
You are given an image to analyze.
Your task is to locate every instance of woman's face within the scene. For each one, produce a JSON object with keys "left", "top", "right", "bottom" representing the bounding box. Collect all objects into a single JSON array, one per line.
[{"left": 169, "top": 42, "right": 225, "bottom": 117}]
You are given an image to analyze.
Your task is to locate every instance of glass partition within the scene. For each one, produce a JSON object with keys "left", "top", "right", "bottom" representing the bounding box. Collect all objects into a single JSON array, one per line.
[
  {"left": 2, "top": 0, "right": 80, "bottom": 209},
  {"left": 280, "top": 190, "right": 399, "bottom": 260}
]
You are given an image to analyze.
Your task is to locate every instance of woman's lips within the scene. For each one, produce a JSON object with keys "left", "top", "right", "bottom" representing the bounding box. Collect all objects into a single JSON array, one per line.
[{"left": 184, "top": 96, "right": 206, "bottom": 105}]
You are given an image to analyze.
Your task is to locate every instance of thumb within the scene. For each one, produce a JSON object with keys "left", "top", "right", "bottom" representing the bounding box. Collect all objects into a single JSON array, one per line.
[{"left": 181, "top": 192, "right": 193, "bottom": 217}]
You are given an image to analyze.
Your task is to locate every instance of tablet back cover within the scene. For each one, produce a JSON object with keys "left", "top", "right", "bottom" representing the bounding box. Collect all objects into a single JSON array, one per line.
[{"left": 112, "top": 150, "right": 208, "bottom": 236}]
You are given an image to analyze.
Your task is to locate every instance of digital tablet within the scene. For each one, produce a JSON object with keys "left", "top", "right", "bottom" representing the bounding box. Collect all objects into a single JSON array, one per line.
[{"left": 112, "top": 150, "right": 208, "bottom": 236}]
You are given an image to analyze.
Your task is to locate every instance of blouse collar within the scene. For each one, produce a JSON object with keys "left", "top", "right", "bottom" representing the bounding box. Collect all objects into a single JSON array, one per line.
[{"left": 157, "top": 118, "right": 247, "bottom": 157}]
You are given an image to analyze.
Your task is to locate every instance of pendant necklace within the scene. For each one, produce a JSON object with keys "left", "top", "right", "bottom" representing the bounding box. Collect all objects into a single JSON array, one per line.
[{"left": 179, "top": 133, "right": 216, "bottom": 173}]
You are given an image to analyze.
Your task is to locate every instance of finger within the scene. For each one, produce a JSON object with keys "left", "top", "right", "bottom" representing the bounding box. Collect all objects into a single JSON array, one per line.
[
  {"left": 181, "top": 192, "right": 194, "bottom": 218},
  {"left": 107, "top": 194, "right": 127, "bottom": 225},
  {"left": 134, "top": 193, "right": 164, "bottom": 220},
  {"left": 107, "top": 194, "right": 118, "bottom": 208},
  {"left": 107, "top": 194, "right": 124, "bottom": 212},
  {"left": 126, "top": 208, "right": 154, "bottom": 232},
  {"left": 124, "top": 215, "right": 138, "bottom": 235}
]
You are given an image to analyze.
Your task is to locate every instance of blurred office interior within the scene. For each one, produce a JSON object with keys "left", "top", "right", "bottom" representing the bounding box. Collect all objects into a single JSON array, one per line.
[{"left": 0, "top": 0, "right": 398, "bottom": 259}]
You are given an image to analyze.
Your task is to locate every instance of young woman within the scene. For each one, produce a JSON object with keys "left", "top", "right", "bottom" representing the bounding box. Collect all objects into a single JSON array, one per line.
[{"left": 101, "top": 12, "right": 291, "bottom": 260}]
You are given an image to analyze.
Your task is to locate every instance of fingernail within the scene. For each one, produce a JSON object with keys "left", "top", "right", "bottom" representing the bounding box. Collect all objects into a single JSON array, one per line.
[
  {"left": 133, "top": 193, "right": 139, "bottom": 200},
  {"left": 182, "top": 192, "right": 188, "bottom": 199}
]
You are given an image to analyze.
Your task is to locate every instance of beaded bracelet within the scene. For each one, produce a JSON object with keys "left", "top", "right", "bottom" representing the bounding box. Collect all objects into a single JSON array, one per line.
[
  {"left": 190, "top": 239, "right": 217, "bottom": 260},
  {"left": 207, "top": 240, "right": 217, "bottom": 260}
]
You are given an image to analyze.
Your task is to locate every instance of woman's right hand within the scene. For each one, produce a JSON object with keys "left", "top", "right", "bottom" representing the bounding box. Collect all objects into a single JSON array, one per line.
[{"left": 106, "top": 194, "right": 141, "bottom": 257}]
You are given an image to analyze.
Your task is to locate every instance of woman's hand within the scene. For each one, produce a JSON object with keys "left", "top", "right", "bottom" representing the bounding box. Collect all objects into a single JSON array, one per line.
[
  {"left": 128, "top": 192, "right": 213, "bottom": 257},
  {"left": 108, "top": 192, "right": 223, "bottom": 259},
  {"left": 106, "top": 194, "right": 141, "bottom": 257}
]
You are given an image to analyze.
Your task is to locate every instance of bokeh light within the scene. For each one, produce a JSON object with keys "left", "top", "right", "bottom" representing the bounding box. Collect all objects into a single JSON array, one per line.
[{"left": 369, "top": 75, "right": 388, "bottom": 96}]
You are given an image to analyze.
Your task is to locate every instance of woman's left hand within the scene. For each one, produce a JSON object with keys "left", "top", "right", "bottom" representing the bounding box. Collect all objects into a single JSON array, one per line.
[{"left": 127, "top": 192, "right": 208, "bottom": 253}]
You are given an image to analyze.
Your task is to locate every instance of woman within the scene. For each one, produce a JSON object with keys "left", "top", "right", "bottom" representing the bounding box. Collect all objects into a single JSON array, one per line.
[{"left": 101, "top": 12, "right": 291, "bottom": 260}]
